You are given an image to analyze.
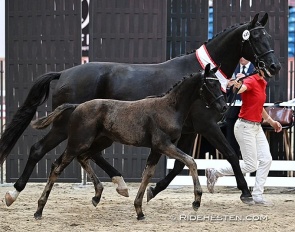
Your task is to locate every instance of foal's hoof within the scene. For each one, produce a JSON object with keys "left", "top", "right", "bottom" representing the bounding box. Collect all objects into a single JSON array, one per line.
[
  {"left": 146, "top": 187, "right": 154, "bottom": 202},
  {"left": 5, "top": 192, "right": 15, "bottom": 207},
  {"left": 116, "top": 188, "right": 129, "bottom": 197},
  {"left": 34, "top": 212, "right": 42, "bottom": 220},
  {"left": 192, "top": 201, "right": 200, "bottom": 211},
  {"left": 137, "top": 213, "right": 145, "bottom": 220},
  {"left": 92, "top": 196, "right": 101, "bottom": 207},
  {"left": 240, "top": 195, "right": 255, "bottom": 205}
]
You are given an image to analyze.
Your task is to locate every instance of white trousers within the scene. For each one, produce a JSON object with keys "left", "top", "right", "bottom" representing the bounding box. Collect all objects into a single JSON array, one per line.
[{"left": 217, "top": 119, "right": 272, "bottom": 196}]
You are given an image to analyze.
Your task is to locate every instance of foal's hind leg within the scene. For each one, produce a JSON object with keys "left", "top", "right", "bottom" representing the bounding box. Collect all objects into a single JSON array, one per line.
[
  {"left": 134, "top": 150, "right": 162, "bottom": 220},
  {"left": 5, "top": 126, "right": 68, "bottom": 206},
  {"left": 34, "top": 150, "right": 76, "bottom": 219},
  {"left": 76, "top": 156, "right": 104, "bottom": 207}
]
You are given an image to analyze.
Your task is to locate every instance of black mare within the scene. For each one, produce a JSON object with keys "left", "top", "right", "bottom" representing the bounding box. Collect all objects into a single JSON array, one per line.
[
  {"left": 0, "top": 13, "right": 281, "bottom": 206},
  {"left": 31, "top": 64, "right": 226, "bottom": 219}
]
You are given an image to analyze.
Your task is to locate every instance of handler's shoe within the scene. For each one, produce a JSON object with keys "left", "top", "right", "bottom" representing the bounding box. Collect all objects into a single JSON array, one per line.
[
  {"left": 206, "top": 168, "right": 218, "bottom": 193},
  {"left": 253, "top": 195, "right": 274, "bottom": 207}
]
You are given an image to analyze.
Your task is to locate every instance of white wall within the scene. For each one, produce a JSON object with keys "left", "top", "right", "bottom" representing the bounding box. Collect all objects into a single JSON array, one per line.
[{"left": 0, "top": 0, "right": 5, "bottom": 58}]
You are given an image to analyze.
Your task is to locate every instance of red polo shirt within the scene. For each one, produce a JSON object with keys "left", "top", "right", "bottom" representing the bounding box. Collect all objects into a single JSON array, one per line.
[{"left": 238, "top": 74, "right": 267, "bottom": 122}]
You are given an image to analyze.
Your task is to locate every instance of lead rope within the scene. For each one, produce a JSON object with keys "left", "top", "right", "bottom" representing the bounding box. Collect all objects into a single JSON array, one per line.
[{"left": 218, "top": 70, "right": 258, "bottom": 126}]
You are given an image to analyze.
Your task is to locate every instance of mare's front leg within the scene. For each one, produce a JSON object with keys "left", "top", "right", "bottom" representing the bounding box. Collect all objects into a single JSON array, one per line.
[
  {"left": 5, "top": 126, "right": 68, "bottom": 207},
  {"left": 189, "top": 102, "right": 252, "bottom": 203},
  {"left": 34, "top": 150, "right": 76, "bottom": 219},
  {"left": 147, "top": 133, "right": 195, "bottom": 201},
  {"left": 203, "top": 127, "right": 253, "bottom": 203},
  {"left": 134, "top": 150, "right": 161, "bottom": 220}
]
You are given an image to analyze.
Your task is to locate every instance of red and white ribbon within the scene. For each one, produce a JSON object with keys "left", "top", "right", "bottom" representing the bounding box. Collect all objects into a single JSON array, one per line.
[{"left": 196, "top": 44, "right": 229, "bottom": 92}]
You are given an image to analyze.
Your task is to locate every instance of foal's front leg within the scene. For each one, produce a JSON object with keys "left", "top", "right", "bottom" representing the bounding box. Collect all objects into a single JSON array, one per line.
[
  {"left": 147, "top": 133, "right": 195, "bottom": 201},
  {"left": 162, "top": 143, "right": 202, "bottom": 210},
  {"left": 134, "top": 150, "right": 161, "bottom": 220}
]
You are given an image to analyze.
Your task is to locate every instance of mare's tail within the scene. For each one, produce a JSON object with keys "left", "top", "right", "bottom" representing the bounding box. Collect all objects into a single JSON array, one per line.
[
  {"left": 31, "top": 104, "right": 78, "bottom": 129},
  {"left": 0, "top": 72, "right": 61, "bottom": 165}
]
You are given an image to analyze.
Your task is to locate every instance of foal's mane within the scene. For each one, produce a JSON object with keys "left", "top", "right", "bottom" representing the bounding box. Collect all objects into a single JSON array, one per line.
[{"left": 146, "top": 72, "right": 201, "bottom": 99}]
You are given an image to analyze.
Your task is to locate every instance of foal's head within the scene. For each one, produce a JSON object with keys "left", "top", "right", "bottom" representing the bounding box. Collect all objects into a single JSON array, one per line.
[{"left": 199, "top": 64, "right": 227, "bottom": 113}]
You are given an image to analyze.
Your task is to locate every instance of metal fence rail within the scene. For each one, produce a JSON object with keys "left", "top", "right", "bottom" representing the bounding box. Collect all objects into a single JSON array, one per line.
[{"left": 0, "top": 59, "right": 4, "bottom": 184}]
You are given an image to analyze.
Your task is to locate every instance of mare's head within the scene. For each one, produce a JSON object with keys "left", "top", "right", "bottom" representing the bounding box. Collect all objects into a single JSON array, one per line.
[
  {"left": 206, "top": 13, "right": 281, "bottom": 78},
  {"left": 199, "top": 64, "right": 227, "bottom": 113},
  {"left": 240, "top": 13, "right": 281, "bottom": 77}
]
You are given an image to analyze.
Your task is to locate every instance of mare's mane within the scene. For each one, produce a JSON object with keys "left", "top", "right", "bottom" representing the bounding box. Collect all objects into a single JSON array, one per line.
[
  {"left": 151, "top": 20, "right": 257, "bottom": 99},
  {"left": 176, "top": 22, "right": 248, "bottom": 58},
  {"left": 205, "top": 22, "right": 246, "bottom": 43}
]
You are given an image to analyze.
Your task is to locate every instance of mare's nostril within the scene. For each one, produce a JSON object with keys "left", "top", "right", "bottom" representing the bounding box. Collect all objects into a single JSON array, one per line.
[{"left": 270, "top": 63, "right": 281, "bottom": 73}]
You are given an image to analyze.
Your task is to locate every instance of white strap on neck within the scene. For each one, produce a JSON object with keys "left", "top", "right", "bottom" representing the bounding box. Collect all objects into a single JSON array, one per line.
[{"left": 196, "top": 44, "right": 229, "bottom": 92}]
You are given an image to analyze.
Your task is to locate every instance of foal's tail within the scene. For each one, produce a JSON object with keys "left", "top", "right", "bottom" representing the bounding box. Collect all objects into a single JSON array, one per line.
[
  {"left": 0, "top": 72, "right": 61, "bottom": 165},
  {"left": 31, "top": 104, "right": 78, "bottom": 129}
]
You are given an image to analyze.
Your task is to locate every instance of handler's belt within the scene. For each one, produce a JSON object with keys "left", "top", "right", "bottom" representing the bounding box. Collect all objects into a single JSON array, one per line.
[{"left": 238, "top": 118, "right": 261, "bottom": 126}]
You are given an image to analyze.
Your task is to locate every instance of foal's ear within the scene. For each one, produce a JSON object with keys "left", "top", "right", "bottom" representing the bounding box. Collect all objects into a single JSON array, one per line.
[
  {"left": 249, "top": 13, "right": 259, "bottom": 28},
  {"left": 205, "top": 63, "right": 211, "bottom": 74},
  {"left": 211, "top": 66, "right": 218, "bottom": 73},
  {"left": 259, "top": 13, "right": 268, "bottom": 26}
]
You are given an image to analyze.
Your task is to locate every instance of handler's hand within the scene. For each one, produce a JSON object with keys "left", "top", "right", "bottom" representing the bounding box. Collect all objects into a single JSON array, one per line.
[{"left": 271, "top": 121, "right": 283, "bottom": 133}]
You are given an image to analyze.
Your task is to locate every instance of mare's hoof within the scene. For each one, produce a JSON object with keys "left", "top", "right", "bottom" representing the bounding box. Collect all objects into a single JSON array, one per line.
[
  {"left": 34, "top": 212, "right": 42, "bottom": 220},
  {"left": 5, "top": 192, "right": 15, "bottom": 207},
  {"left": 192, "top": 201, "right": 200, "bottom": 211},
  {"left": 240, "top": 195, "right": 255, "bottom": 205},
  {"left": 137, "top": 213, "right": 145, "bottom": 220},
  {"left": 92, "top": 196, "right": 101, "bottom": 207},
  {"left": 116, "top": 188, "right": 129, "bottom": 197},
  {"left": 146, "top": 187, "right": 154, "bottom": 202}
]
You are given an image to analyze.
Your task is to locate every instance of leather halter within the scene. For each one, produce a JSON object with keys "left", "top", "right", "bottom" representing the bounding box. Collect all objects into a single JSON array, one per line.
[
  {"left": 200, "top": 77, "right": 224, "bottom": 109},
  {"left": 242, "top": 26, "right": 274, "bottom": 73}
]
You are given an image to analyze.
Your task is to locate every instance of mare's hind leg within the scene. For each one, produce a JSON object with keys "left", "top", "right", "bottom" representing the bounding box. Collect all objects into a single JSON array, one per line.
[
  {"left": 89, "top": 136, "right": 129, "bottom": 197},
  {"left": 5, "top": 125, "right": 68, "bottom": 207},
  {"left": 34, "top": 150, "right": 76, "bottom": 219},
  {"left": 91, "top": 155, "right": 129, "bottom": 197},
  {"left": 147, "top": 133, "right": 195, "bottom": 202},
  {"left": 134, "top": 150, "right": 162, "bottom": 220}
]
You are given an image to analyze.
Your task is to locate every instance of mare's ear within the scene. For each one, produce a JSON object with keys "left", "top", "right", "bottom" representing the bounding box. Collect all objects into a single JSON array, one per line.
[
  {"left": 205, "top": 63, "right": 211, "bottom": 75},
  {"left": 259, "top": 13, "right": 268, "bottom": 26},
  {"left": 249, "top": 13, "right": 259, "bottom": 28}
]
